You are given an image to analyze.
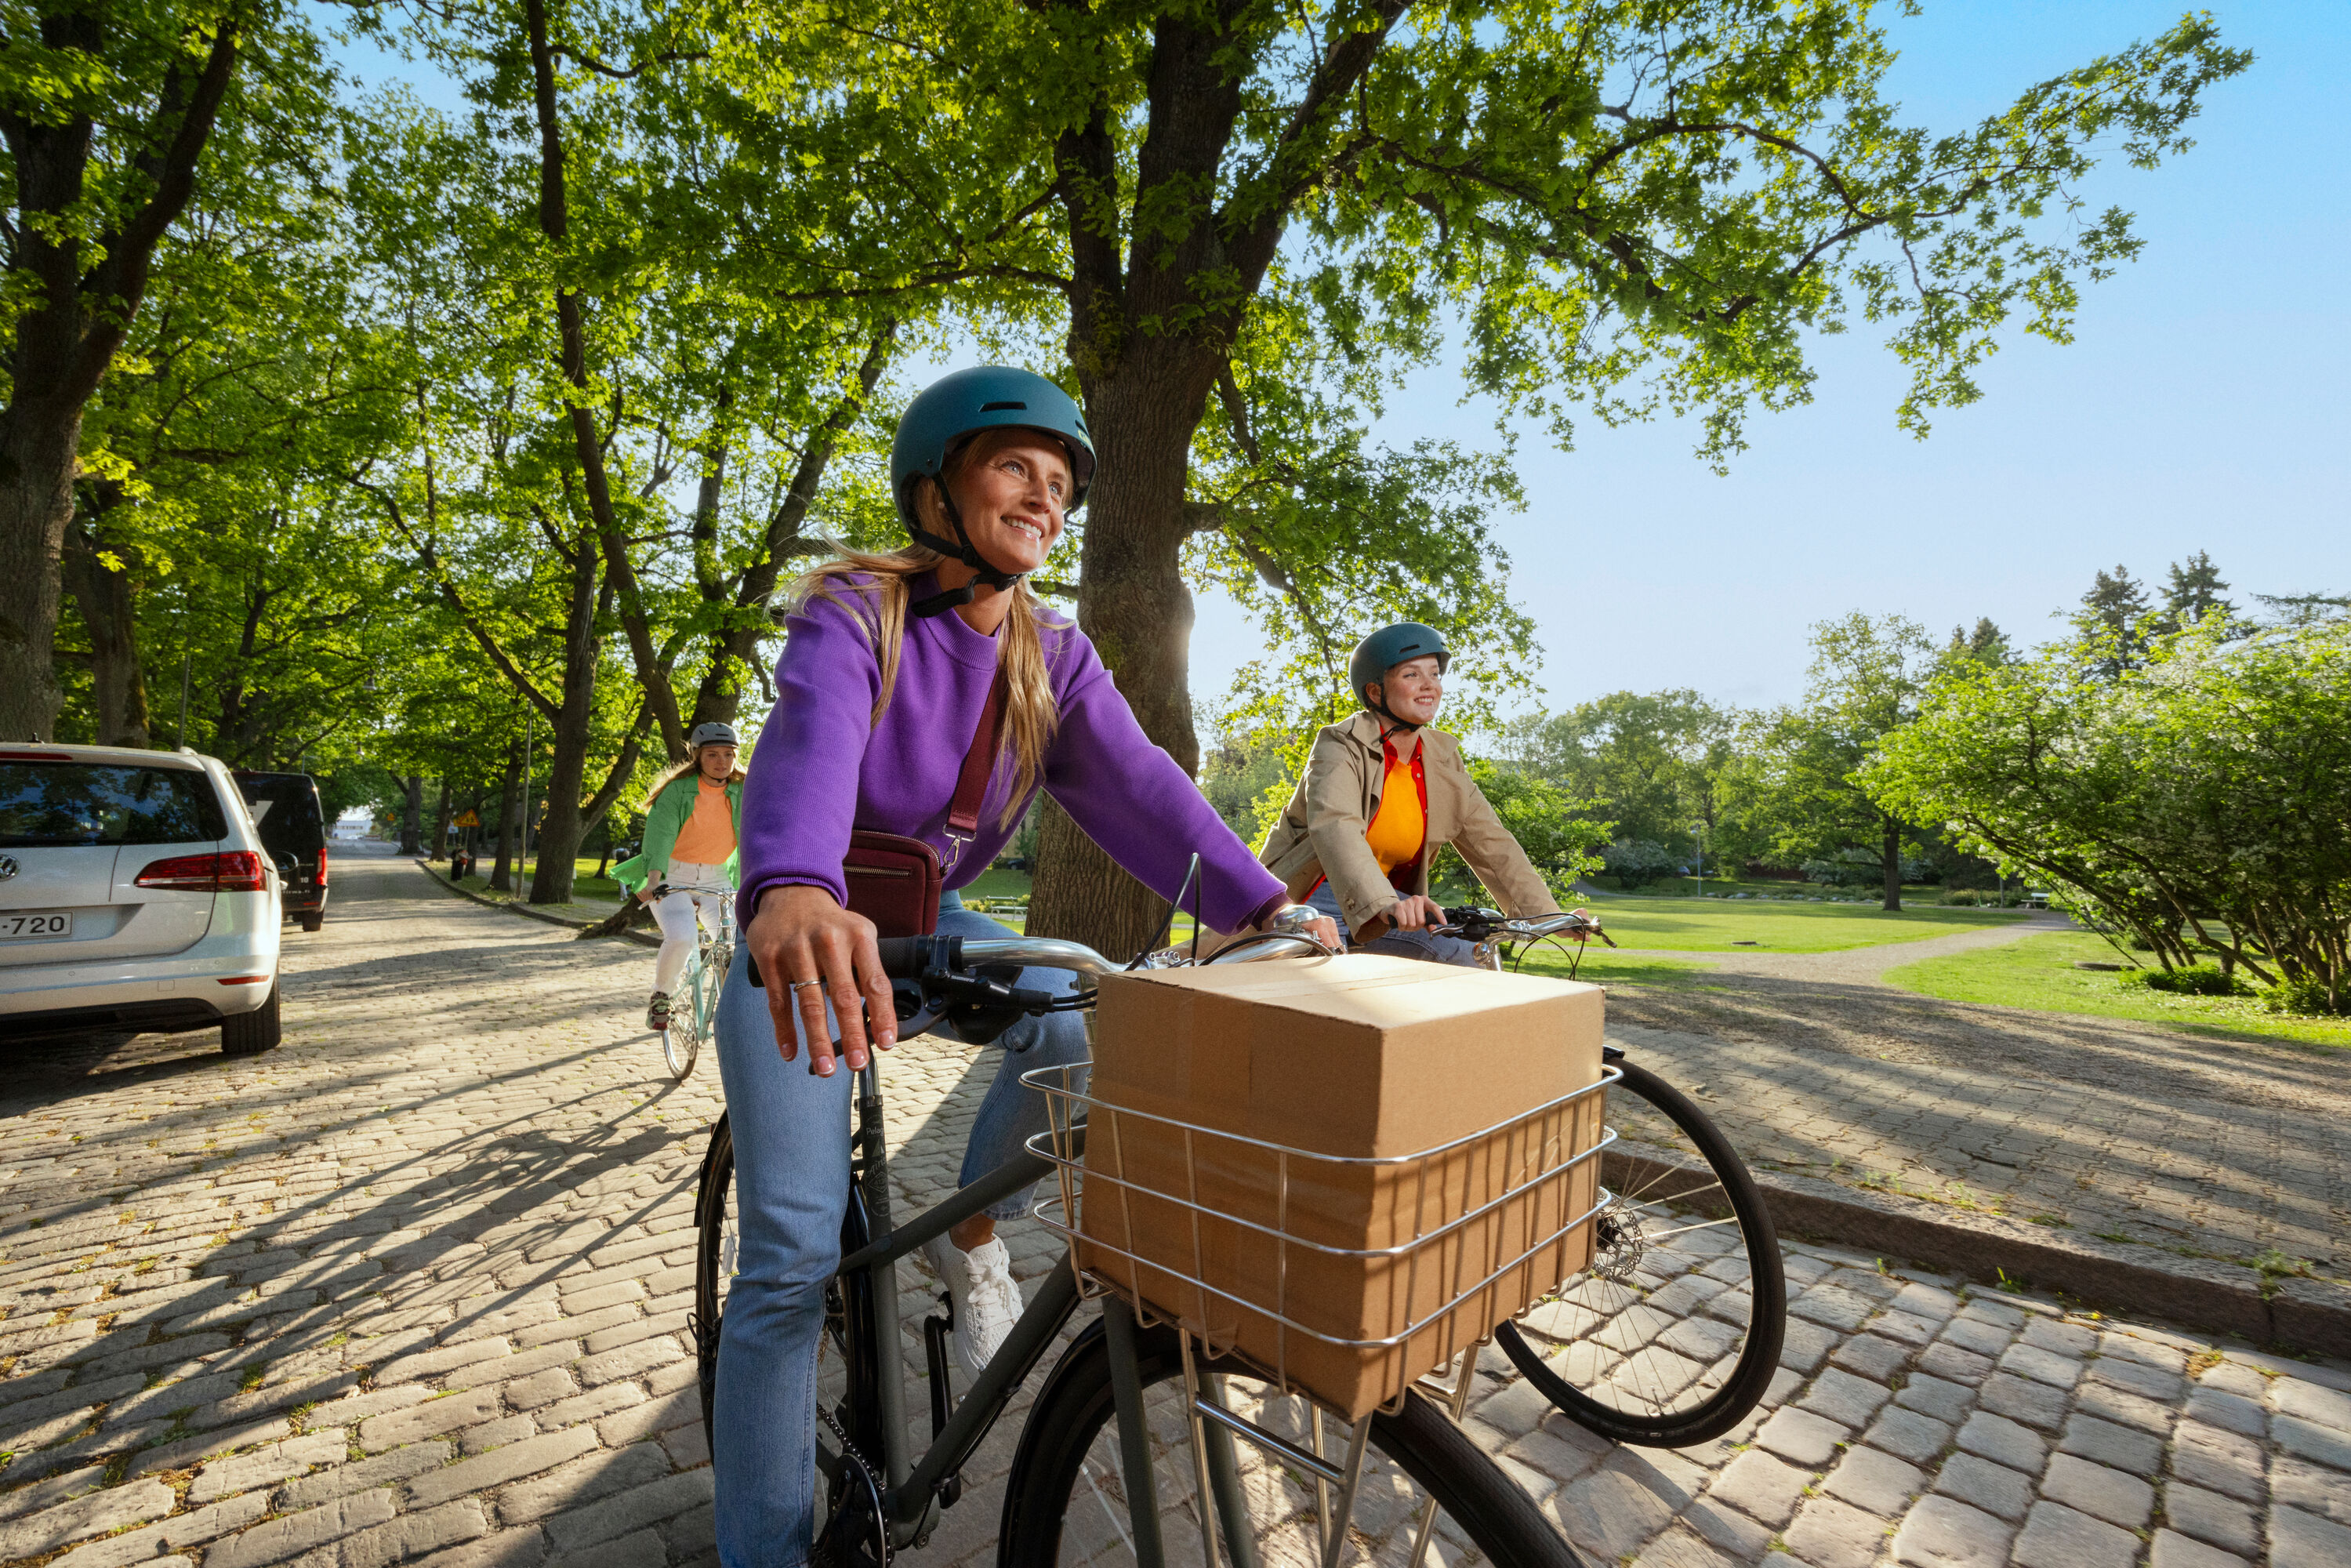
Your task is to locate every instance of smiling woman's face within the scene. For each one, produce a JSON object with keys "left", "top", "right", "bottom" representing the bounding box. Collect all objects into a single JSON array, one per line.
[{"left": 934, "top": 428, "right": 1073, "bottom": 576}]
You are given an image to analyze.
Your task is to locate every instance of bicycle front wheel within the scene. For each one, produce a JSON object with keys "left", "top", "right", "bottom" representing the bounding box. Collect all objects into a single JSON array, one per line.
[
  {"left": 1494, "top": 1058, "right": 1785, "bottom": 1447},
  {"left": 665, "top": 946, "right": 711, "bottom": 1080},
  {"left": 1002, "top": 1318, "right": 1584, "bottom": 1568}
]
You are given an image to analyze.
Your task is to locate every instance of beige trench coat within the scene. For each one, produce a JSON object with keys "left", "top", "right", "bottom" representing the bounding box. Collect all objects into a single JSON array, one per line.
[{"left": 1257, "top": 711, "right": 1561, "bottom": 938}]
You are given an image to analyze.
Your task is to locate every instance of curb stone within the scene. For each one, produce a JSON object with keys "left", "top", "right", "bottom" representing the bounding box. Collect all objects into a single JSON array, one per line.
[
  {"left": 412, "top": 858, "right": 661, "bottom": 948},
  {"left": 1610, "top": 1142, "right": 2351, "bottom": 1359}
]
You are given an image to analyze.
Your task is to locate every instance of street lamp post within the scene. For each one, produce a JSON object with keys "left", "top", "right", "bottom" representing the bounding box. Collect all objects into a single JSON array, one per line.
[{"left": 1694, "top": 821, "right": 1706, "bottom": 895}]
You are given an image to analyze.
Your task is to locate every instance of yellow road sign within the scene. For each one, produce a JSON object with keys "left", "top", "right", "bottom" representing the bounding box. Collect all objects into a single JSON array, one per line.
[{"left": 452, "top": 810, "right": 480, "bottom": 826}]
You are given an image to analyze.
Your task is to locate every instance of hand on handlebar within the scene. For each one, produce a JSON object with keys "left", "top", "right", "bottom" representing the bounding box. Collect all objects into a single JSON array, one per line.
[
  {"left": 1385, "top": 895, "right": 1443, "bottom": 932},
  {"left": 745, "top": 884, "right": 897, "bottom": 1076},
  {"left": 1266, "top": 908, "right": 1342, "bottom": 950}
]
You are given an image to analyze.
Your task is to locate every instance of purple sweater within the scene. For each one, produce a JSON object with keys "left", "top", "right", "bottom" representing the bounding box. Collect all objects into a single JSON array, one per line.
[{"left": 738, "top": 574, "right": 1287, "bottom": 937}]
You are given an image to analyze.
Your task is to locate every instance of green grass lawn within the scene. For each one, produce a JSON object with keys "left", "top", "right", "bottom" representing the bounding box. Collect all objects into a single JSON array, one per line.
[
  {"left": 1548, "top": 895, "right": 2027, "bottom": 953},
  {"left": 1885, "top": 930, "right": 2351, "bottom": 1049},
  {"left": 949, "top": 866, "right": 2021, "bottom": 954}
]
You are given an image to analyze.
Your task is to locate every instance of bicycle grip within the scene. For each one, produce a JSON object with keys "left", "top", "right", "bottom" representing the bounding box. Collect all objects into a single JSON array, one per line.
[
  {"left": 747, "top": 937, "right": 949, "bottom": 988},
  {"left": 876, "top": 935, "right": 960, "bottom": 977}
]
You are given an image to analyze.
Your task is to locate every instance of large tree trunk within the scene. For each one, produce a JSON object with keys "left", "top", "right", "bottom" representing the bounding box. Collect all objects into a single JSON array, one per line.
[
  {"left": 1881, "top": 818, "right": 1903, "bottom": 912},
  {"left": 61, "top": 507, "right": 151, "bottom": 746},
  {"left": 1025, "top": 357, "right": 1219, "bottom": 961},
  {"left": 528, "top": 528, "right": 601, "bottom": 905},
  {"left": 491, "top": 746, "right": 524, "bottom": 893},
  {"left": 0, "top": 405, "right": 83, "bottom": 741},
  {"left": 428, "top": 776, "right": 451, "bottom": 860},
  {"left": 399, "top": 776, "right": 423, "bottom": 855}
]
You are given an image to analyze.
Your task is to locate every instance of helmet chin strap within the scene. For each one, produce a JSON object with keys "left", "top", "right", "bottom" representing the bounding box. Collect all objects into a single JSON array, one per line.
[
  {"left": 1366, "top": 683, "right": 1422, "bottom": 735},
  {"left": 908, "top": 481, "right": 1022, "bottom": 619}
]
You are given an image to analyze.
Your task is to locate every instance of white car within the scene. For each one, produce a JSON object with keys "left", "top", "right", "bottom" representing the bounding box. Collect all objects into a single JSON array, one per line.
[{"left": 1, "top": 742, "right": 283, "bottom": 1054}]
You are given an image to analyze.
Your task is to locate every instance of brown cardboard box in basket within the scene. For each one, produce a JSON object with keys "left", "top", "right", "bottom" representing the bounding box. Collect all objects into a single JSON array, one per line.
[{"left": 1077, "top": 954, "right": 1606, "bottom": 1418}]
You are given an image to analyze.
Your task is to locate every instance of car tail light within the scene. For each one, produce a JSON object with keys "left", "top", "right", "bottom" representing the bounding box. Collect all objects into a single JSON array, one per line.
[
  {"left": 135, "top": 851, "right": 267, "bottom": 893},
  {"left": 217, "top": 975, "right": 272, "bottom": 985},
  {"left": 317, "top": 844, "right": 329, "bottom": 886}
]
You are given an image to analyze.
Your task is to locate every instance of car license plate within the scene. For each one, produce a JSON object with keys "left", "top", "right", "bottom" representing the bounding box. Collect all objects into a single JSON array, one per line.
[{"left": 0, "top": 912, "right": 72, "bottom": 940}]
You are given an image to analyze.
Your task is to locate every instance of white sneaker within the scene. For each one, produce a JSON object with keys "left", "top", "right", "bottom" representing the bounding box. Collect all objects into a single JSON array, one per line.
[{"left": 922, "top": 1232, "right": 1025, "bottom": 1377}]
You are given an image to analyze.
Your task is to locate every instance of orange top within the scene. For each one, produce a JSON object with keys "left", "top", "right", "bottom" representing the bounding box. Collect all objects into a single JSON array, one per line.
[
  {"left": 1362, "top": 739, "right": 1428, "bottom": 880},
  {"left": 669, "top": 778, "right": 738, "bottom": 866}
]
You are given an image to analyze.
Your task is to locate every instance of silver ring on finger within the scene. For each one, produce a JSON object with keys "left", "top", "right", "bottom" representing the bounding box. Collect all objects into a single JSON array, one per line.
[{"left": 789, "top": 978, "right": 824, "bottom": 993}]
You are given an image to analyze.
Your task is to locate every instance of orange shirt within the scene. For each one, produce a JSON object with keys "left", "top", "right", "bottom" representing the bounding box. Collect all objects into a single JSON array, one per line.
[
  {"left": 669, "top": 778, "right": 738, "bottom": 866},
  {"left": 1362, "top": 738, "right": 1428, "bottom": 881}
]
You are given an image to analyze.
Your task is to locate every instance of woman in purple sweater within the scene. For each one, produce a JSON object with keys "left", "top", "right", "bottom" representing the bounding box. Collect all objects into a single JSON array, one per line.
[{"left": 715, "top": 366, "right": 1336, "bottom": 1567}]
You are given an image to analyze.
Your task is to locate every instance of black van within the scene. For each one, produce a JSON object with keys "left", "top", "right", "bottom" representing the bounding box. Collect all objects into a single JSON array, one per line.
[{"left": 234, "top": 771, "right": 329, "bottom": 931}]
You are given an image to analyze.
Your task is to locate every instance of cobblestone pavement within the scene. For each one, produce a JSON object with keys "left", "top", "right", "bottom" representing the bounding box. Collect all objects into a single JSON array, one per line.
[
  {"left": 1596, "top": 978, "right": 2349, "bottom": 1280},
  {"left": 4, "top": 855, "right": 2348, "bottom": 1568}
]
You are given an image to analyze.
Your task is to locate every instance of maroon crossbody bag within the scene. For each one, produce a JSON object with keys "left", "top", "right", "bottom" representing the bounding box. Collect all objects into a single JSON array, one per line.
[{"left": 839, "top": 668, "right": 1007, "bottom": 940}]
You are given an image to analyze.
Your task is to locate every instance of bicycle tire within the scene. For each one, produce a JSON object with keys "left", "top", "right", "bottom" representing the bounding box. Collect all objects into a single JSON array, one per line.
[
  {"left": 664, "top": 1011, "right": 701, "bottom": 1080},
  {"left": 664, "top": 940, "right": 713, "bottom": 1080},
  {"left": 1494, "top": 1059, "right": 1785, "bottom": 1447},
  {"left": 694, "top": 1114, "right": 735, "bottom": 1443},
  {"left": 1000, "top": 1317, "right": 1586, "bottom": 1568}
]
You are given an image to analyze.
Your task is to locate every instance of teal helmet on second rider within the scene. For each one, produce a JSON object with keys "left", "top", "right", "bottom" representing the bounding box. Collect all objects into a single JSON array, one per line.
[
  {"left": 1349, "top": 623, "right": 1451, "bottom": 723},
  {"left": 889, "top": 366, "right": 1096, "bottom": 615}
]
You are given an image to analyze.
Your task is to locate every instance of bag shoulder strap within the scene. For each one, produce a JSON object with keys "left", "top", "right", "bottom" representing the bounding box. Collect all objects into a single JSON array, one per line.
[{"left": 946, "top": 665, "right": 1009, "bottom": 839}]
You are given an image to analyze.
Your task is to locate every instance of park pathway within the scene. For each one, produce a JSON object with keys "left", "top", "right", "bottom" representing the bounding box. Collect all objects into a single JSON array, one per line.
[
  {"left": 2, "top": 855, "right": 2346, "bottom": 1568},
  {"left": 1603, "top": 911, "right": 2076, "bottom": 985}
]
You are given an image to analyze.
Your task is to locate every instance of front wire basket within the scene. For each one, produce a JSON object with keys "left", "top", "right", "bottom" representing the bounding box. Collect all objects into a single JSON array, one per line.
[{"left": 1020, "top": 1063, "right": 1620, "bottom": 1412}]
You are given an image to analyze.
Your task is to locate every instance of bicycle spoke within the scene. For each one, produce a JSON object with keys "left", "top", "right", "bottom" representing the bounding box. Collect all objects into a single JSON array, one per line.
[{"left": 1054, "top": 1377, "right": 1493, "bottom": 1568}]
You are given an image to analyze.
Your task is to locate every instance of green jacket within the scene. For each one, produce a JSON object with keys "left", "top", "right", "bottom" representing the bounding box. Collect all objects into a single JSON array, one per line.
[{"left": 611, "top": 772, "right": 742, "bottom": 894}]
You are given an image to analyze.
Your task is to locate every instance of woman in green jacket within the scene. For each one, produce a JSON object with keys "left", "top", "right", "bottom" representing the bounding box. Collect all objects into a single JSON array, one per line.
[{"left": 613, "top": 722, "right": 746, "bottom": 1029}]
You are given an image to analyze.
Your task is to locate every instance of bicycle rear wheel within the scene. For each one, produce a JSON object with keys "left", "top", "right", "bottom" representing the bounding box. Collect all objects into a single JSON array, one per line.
[
  {"left": 1001, "top": 1318, "right": 1584, "bottom": 1568},
  {"left": 1494, "top": 1058, "right": 1785, "bottom": 1447}
]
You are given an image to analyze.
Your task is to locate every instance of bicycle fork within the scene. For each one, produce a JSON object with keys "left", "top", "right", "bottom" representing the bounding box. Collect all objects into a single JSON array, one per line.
[{"left": 1111, "top": 1299, "right": 1379, "bottom": 1568}]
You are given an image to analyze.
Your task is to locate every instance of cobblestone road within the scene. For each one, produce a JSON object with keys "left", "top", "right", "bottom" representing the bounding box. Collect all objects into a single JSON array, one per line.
[{"left": 4, "top": 855, "right": 2348, "bottom": 1568}]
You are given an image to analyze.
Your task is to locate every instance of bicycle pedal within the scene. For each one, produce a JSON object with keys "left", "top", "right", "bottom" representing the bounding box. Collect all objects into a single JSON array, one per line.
[{"left": 934, "top": 1289, "right": 953, "bottom": 1327}]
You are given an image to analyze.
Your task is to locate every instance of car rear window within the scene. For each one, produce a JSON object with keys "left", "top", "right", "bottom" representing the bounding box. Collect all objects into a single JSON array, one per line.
[
  {"left": 235, "top": 772, "right": 324, "bottom": 851},
  {"left": 0, "top": 763, "right": 229, "bottom": 848}
]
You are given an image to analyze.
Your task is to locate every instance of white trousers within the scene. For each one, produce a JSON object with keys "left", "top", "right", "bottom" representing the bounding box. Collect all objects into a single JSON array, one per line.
[{"left": 651, "top": 860, "right": 733, "bottom": 994}]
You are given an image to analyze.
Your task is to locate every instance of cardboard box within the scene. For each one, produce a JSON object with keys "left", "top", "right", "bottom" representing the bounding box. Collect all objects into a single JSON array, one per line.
[{"left": 1076, "top": 954, "right": 1607, "bottom": 1417}]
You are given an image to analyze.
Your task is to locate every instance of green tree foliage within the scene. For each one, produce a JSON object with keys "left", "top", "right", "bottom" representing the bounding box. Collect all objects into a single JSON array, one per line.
[
  {"left": 1863, "top": 619, "right": 2351, "bottom": 1011},
  {"left": 1756, "top": 612, "right": 1934, "bottom": 910},
  {"left": 1600, "top": 838, "right": 1674, "bottom": 891},
  {"left": 724, "top": 0, "right": 2245, "bottom": 954},
  {"left": 1, "top": 0, "right": 328, "bottom": 741},
  {"left": 1941, "top": 617, "right": 2012, "bottom": 671},
  {"left": 2161, "top": 550, "right": 2233, "bottom": 630},
  {"left": 1500, "top": 689, "right": 1736, "bottom": 859}
]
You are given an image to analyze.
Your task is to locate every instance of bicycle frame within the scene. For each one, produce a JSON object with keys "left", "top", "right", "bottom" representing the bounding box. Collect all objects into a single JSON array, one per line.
[
  {"left": 692, "top": 899, "right": 735, "bottom": 1035},
  {"left": 829, "top": 1060, "right": 1092, "bottom": 1549}
]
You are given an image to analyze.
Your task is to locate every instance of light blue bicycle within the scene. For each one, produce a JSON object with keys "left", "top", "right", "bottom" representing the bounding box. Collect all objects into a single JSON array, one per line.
[{"left": 652, "top": 883, "right": 733, "bottom": 1082}]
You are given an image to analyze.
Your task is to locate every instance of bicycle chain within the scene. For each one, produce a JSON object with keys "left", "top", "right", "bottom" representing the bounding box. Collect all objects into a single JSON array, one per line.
[{"left": 818, "top": 1403, "right": 891, "bottom": 1568}]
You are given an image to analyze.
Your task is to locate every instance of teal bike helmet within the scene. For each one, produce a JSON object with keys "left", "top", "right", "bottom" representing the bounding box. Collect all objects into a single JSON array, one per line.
[
  {"left": 1348, "top": 623, "right": 1450, "bottom": 725},
  {"left": 890, "top": 366, "right": 1095, "bottom": 617}
]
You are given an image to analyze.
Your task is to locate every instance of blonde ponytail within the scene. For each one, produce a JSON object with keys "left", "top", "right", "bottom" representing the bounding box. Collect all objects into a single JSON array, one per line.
[{"left": 790, "top": 545, "right": 1060, "bottom": 828}]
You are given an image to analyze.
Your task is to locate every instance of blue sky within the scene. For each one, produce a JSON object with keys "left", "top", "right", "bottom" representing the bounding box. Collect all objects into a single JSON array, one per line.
[
  {"left": 1258, "top": 0, "right": 2351, "bottom": 718},
  {"left": 332, "top": 2, "right": 2349, "bottom": 721}
]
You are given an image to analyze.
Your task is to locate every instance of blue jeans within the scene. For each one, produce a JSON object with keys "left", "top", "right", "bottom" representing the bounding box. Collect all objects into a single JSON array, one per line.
[
  {"left": 1307, "top": 881, "right": 1482, "bottom": 966},
  {"left": 710, "top": 893, "right": 1088, "bottom": 1567}
]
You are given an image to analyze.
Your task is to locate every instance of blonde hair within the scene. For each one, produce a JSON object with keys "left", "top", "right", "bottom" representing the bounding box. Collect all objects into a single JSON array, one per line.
[
  {"left": 789, "top": 477, "right": 1061, "bottom": 827},
  {"left": 641, "top": 750, "right": 746, "bottom": 812}
]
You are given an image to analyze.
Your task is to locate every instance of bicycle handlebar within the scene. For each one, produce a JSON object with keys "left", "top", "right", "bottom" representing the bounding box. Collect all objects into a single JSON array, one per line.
[
  {"left": 1428, "top": 906, "right": 1616, "bottom": 947},
  {"left": 873, "top": 931, "right": 1330, "bottom": 981}
]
